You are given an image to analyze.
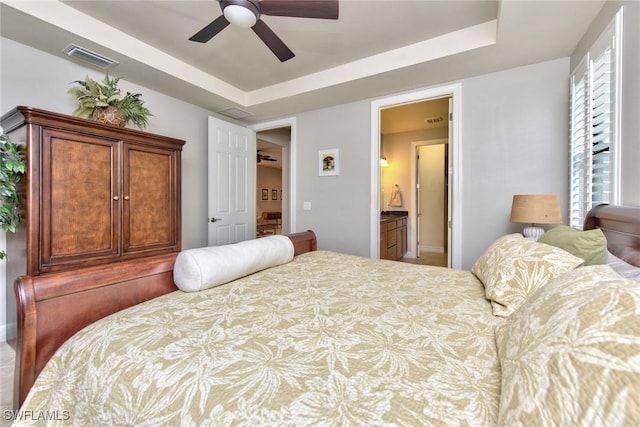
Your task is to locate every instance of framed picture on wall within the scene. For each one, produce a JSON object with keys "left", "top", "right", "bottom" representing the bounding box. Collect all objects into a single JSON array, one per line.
[
  {"left": 271, "top": 189, "right": 278, "bottom": 200},
  {"left": 319, "top": 148, "right": 340, "bottom": 176},
  {"left": 261, "top": 188, "right": 268, "bottom": 200}
]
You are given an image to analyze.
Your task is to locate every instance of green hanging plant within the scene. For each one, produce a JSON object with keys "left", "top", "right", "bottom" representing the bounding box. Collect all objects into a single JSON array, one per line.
[{"left": 0, "top": 129, "right": 26, "bottom": 259}]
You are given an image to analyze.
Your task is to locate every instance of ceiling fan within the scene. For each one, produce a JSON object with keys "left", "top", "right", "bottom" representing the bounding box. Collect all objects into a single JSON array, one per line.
[
  {"left": 257, "top": 151, "right": 278, "bottom": 163},
  {"left": 189, "top": 0, "right": 339, "bottom": 62}
]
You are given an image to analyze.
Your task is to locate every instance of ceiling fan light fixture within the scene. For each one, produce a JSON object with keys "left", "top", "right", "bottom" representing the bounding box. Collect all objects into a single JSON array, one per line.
[
  {"left": 224, "top": 4, "right": 258, "bottom": 28},
  {"left": 191, "top": 0, "right": 338, "bottom": 61}
]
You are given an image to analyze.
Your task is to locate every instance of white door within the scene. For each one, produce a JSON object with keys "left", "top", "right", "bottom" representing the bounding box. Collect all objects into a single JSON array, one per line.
[{"left": 208, "top": 116, "right": 256, "bottom": 246}]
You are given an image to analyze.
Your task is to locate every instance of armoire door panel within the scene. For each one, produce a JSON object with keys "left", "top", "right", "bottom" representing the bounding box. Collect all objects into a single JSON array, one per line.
[
  {"left": 41, "top": 129, "right": 120, "bottom": 269},
  {"left": 123, "top": 145, "right": 177, "bottom": 253}
]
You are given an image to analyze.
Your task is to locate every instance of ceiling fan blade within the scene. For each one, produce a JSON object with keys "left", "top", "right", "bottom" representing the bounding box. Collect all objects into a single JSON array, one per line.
[
  {"left": 259, "top": 0, "right": 339, "bottom": 19},
  {"left": 189, "top": 15, "right": 230, "bottom": 43},
  {"left": 252, "top": 19, "right": 295, "bottom": 62}
]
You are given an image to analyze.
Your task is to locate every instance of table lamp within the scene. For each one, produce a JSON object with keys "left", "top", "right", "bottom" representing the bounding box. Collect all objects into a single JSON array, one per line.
[{"left": 510, "top": 194, "right": 562, "bottom": 240}]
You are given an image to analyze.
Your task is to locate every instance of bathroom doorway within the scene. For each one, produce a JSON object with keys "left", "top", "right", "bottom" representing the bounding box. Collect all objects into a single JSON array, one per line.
[{"left": 373, "top": 85, "right": 459, "bottom": 268}]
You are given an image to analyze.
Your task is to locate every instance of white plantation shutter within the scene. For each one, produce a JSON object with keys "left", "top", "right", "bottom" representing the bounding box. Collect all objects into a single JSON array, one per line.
[
  {"left": 569, "top": 60, "right": 589, "bottom": 228},
  {"left": 569, "top": 10, "right": 622, "bottom": 228}
]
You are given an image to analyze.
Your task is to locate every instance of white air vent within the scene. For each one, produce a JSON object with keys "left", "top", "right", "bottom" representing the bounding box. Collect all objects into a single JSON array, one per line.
[
  {"left": 63, "top": 44, "right": 119, "bottom": 70},
  {"left": 217, "top": 107, "right": 254, "bottom": 119},
  {"left": 424, "top": 116, "right": 444, "bottom": 125}
]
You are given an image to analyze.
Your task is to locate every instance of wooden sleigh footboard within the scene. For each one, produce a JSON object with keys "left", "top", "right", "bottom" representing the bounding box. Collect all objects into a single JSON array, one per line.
[{"left": 14, "top": 230, "right": 317, "bottom": 409}]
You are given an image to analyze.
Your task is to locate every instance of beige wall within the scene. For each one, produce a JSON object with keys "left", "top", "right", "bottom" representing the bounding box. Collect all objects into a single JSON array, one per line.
[
  {"left": 380, "top": 127, "right": 447, "bottom": 213},
  {"left": 419, "top": 144, "right": 446, "bottom": 252}
]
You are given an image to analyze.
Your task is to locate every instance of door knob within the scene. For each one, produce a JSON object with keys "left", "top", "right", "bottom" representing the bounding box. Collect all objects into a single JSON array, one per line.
[{"left": 209, "top": 217, "right": 222, "bottom": 223}]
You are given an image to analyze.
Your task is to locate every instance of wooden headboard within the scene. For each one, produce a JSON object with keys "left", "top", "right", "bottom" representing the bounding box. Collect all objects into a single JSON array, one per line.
[
  {"left": 584, "top": 204, "right": 640, "bottom": 267},
  {"left": 13, "top": 230, "right": 317, "bottom": 409}
]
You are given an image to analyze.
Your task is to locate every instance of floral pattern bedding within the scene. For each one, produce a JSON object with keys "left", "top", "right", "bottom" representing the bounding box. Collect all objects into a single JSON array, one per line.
[{"left": 16, "top": 251, "right": 501, "bottom": 426}]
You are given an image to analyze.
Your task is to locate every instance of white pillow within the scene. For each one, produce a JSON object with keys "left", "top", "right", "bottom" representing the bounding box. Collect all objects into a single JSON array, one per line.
[
  {"left": 607, "top": 251, "right": 640, "bottom": 280},
  {"left": 173, "top": 235, "right": 294, "bottom": 292}
]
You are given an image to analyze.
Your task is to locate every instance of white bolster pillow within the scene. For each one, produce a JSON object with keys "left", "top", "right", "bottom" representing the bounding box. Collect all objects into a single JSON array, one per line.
[{"left": 173, "top": 235, "right": 294, "bottom": 292}]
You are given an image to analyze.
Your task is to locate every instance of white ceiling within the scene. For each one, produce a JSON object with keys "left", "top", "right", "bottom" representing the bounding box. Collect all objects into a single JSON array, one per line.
[{"left": 1, "top": 0, "right": 604, "bottom": 126}]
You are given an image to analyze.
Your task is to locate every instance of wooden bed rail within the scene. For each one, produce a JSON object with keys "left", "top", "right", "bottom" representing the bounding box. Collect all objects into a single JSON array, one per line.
[
  {"left": 14, "top": 230, "right": 317, "bottom": 409},
  {"left": 14, "top": 254, "right": 179, "bottom": 410}
]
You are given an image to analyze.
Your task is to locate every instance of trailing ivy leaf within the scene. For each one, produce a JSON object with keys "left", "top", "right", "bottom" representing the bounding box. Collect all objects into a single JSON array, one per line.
[{"left": 0, "top": 130, "right": 26, "bottom": 258}]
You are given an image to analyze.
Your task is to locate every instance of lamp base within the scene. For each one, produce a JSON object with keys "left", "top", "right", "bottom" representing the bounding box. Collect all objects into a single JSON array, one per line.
[{"left": 523, "top": 226, "right": 545, "bottom": 241}]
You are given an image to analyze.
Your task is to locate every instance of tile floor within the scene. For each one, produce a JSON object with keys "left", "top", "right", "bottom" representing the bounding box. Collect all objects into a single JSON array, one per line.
[
  {"left": 1, "top": 341, "right": 15, "bottom": 427},
  {"left": 401, "top": 251, "right": 448, "bottom": 267}
]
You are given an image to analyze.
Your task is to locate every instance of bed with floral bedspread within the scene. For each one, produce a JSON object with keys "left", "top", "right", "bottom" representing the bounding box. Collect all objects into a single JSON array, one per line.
[
  {"left": 13, "top": 205, "right": 640, "bottom": 426},
  {"left": 17, "top": 251, "right": 501, "bottom": 426}
]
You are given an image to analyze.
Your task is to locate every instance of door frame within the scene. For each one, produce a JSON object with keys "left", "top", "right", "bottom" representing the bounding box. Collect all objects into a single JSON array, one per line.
[
  {"left": 249, "top": 117, "right": 297, "bottom": 234},
  {"left": 370, "top": 83, "right": 462, "bottom": 268}
]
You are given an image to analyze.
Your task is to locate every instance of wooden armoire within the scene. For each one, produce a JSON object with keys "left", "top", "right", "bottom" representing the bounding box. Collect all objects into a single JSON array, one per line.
[{"left": 1, "top": 106, "right": 185, "bottom": 344}]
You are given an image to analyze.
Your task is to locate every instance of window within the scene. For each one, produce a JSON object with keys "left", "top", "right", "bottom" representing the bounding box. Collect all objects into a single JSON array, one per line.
[{"left": 569, "top": 9, "right": 623, "bottom": 228}]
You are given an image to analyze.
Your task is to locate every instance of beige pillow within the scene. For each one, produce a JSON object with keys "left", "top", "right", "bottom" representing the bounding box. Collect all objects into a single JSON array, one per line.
[
  {"left": 472, "top": 233, "right": 583, "bottom": 317},
  {"left": 495, "top": 265, "right": 640, "bottom": 426}
]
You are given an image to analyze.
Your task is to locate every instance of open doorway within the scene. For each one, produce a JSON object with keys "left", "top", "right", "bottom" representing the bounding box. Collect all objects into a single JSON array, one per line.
[
  {"left": 371, "top": 84, "right": 461, "bottom": 268},
  {"left": 380, "top": 98, "right": 450, "bottom": 266},
  {"left": 256, "top": 127, "right": 290, "bottom": 236}
]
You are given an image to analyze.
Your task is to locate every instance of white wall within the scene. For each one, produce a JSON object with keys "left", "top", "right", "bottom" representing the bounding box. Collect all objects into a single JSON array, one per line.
[
  {"left": 0, "top": 37, "right": 211, "bottom": 340},
  {"left": 458, "top": 58, "right": 570, "bottom": 267},
  {"left": 295, "top": 100, "right": 372, "bottom": 256}
]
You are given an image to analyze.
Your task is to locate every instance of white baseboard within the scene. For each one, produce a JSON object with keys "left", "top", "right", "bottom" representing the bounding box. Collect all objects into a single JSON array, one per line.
[
  {"left": 0, "top": 321, "right": 16, "bottom": 343},
  {"left": 0, "top": 323, "right": 8, "bottom": 343}
]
